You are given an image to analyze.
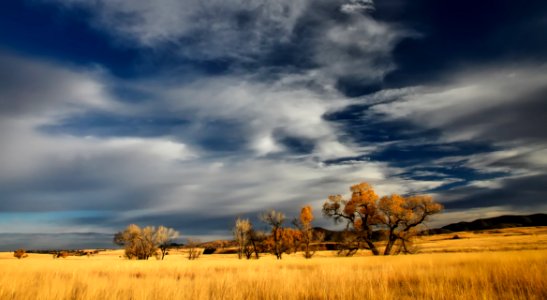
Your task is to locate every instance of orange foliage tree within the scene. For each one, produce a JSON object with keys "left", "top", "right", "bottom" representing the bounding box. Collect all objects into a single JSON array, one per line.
[
  {"left": 379, "top": 194, "right": 443, "bottom": 255},
  {"left": 293, "top": 205, "right": 316, "bottom": 258},
  {"left": 323, "top": 182, "right": 442, "bottom": 256},
  {"left": 262, "top": 227, "right": 301, "bottom": 257}
]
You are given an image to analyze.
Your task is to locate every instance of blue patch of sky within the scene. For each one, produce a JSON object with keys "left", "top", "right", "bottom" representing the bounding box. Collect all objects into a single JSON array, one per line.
[
  {"left": 109, "top": 85, "right": 156, "bottom": 104},
  {"left": 39, "top": 112, "right": 189, "bottom": 138},
  {"left": 368, "top": 141, "right": 497, "bottom": 167},
  {"left": 400, "top": 166, "right": 510, "bottom": 192},
  {"left": 324, "top": 102, "right": 506, "bottom": 192},
  {"left": 0, "top": 1, "right": 237, "bottom": 79},
  {"left": 0, "top": 1, "right": 141, "bottom": 77},
  {"left": 324, "top": 104, "right": 441, "bottom": 144},
  {"left": 190, "top": 120, "right": 252, "bottom": 152},
  {"left": 273, "top": 129, "right": 316, "bottom": 155},
  {"left": 0, "top": 210, "right": 113, "bottom": 229}
]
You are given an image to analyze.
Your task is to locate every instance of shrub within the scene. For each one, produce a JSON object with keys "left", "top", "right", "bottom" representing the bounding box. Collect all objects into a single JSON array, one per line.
[{"left": 14, "top": 249, "right": 28, "bottom": 259}]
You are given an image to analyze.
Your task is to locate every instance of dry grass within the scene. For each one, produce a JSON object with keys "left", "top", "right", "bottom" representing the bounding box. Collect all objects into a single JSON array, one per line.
[
  {"left": 0, "top": 227, "right": 546, "bottom": 300},
  {"left": 416, "top": 226, "right": 547, "bottom": 253}
]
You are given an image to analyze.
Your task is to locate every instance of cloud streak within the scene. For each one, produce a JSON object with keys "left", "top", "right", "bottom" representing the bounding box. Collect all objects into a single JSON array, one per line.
[{"left": 1, "top": 0, "right": 546, "bottom": 249}]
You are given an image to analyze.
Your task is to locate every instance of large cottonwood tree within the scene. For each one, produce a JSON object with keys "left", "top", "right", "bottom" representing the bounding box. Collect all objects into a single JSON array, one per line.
[{"left": 322, "top": 182, "right": 442, "bottom": 256}]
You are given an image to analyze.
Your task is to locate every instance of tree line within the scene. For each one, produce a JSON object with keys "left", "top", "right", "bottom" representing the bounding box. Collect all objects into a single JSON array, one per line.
[{"left": 108, "top": 182, "right": 442, "bottom": 260}]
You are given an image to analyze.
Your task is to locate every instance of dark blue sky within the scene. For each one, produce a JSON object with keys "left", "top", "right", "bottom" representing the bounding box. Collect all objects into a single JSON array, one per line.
[{"left": 1, "top": 0, "right": 546, "bottom": 249}]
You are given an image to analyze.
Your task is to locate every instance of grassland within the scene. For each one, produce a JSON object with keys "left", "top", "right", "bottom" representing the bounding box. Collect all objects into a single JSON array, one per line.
[{"left": 1, "top": 227, "right": 546, "bottom": 300}]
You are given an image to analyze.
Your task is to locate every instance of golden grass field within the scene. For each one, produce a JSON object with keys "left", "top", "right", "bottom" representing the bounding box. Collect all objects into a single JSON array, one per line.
[{"left": 1, "top": 227, "right": 546, "bottom": 300}]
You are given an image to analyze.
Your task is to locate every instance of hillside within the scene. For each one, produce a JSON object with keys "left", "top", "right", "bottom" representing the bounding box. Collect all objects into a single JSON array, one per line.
[
  {"left": 438, "top": 213, "right": 547, "bottom": 233},
  {"left": 316, "top": 213, "right": 547, "bottom": 239}
]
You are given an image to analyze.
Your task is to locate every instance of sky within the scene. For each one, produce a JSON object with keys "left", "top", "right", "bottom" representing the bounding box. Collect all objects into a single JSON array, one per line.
[{"left": 0, "top": 0, "right": 546, "bottom": 250}]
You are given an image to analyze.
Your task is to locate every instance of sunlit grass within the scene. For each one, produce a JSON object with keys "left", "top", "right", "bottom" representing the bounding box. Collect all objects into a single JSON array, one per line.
[{"left": 0, "top": 227, "right": 546, "bottom": 300}]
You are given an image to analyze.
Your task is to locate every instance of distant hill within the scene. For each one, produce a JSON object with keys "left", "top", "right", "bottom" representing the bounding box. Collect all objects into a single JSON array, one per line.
[
  {"left": 315, "top": 214, "right": 547, "bottom": 238},
  {"left": 430, "top": 213, "right": 547, "bottom": 234}
]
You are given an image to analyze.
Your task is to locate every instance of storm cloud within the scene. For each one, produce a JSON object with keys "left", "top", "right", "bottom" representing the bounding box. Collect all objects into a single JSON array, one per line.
[{"left": 0, "top": 0, "right": 546, "bottom": 249}]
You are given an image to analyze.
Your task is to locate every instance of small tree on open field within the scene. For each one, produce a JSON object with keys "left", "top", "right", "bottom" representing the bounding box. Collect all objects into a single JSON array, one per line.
[
  {"left": 247, "top": 229, "right": 266, "bottom": 259},
  {"left": 13, "top": 249, "right": 28, "bottom": 259},
  {"left": 113, "top": 224, "right": 179, "bottom": 260},
  {"left": 293, "top": 205, "right": 317, "bottom": 258},
  {"left": 186, "top": 238, "right": 201, "bottom": 260},
  {"left": 323, "top": 182, "right": 442, "bottom": 256},
  {"left": 156, "top": 226, "right": 180, "bottom": 260},
  {"left": 261, "top": 210, "right": 286, "bottom": 259},
  {"left": 378, "top": 194, "right": 443, "bottom": 255},
  {"left": 234, "top": 218, "right": 252, "bottom": 259},
  {"left": 52, "top": 251, "right": 69, "bottom": 259}
]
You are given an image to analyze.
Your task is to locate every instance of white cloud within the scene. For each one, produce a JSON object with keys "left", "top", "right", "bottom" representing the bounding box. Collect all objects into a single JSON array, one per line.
[
  {"left": 370, "top": 65, "right": 547, "bottom": 143},
  {"left": 314, "top": 10, "right": 408, "bottom": 84},
  {"left": 46, "top": 0, "right": 309, "bottom": 60},
  {"left": 143, "top": 75, "right": 356, "bottom": 159},
  {"left": 0, "top": 52, "right": 455, "bottom": 238},
  {"left": 340, "top": 0, "right": 375, "bottom": 14},
  {"left": 0, "top": 53, "right": 120, "bottom": 120}
]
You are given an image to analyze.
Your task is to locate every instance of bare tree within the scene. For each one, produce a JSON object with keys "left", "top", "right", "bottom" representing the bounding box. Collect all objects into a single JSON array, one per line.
[
  {"left": 233, "top": 218, "right": 252, "bottom": 259},
  {"left": 186, "top": 238, "right": 201, "bottom": 260},
  {"left": 247, "top": 229, "right": 266, "bottom": 259},
  {"left": 113, "top": 224, "right": 179, "bottom": 260},
  {"left": 155, "top": 226, "right": 180, "bottom": 260},
  {"left": 260, "top": 210, "right": 286, "bottom": 259}
]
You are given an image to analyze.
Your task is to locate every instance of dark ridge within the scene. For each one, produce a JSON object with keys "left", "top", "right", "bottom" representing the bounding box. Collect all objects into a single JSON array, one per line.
[{"left": 427, "top": 213, "right": 547, "bottom": 234}]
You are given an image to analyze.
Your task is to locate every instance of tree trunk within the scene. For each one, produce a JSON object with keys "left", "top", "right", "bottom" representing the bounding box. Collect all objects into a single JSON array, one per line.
[
  {"left": 383, "top": 238, "right": 396, "bottom": 255},
  {"left": 250, "top": 237, "right": 260, "bottom": 259},
  {"left": 366, "top": 240, "right": 380, "bottom": 255}
]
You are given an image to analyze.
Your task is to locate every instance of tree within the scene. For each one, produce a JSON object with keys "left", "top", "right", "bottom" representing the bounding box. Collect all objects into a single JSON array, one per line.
[
  {"left": 113, "top": 224, "right": 179, "bottom": 260},
  {"left": 247, "top": 229, "right": 266, "bottom": 259},
  {"left": 186, "top": 238, "right": 201, "bottom": 260},
  {"left": 293, "top": 205, "right": 316, "bottom": 258},
  {"left": 13, "top": 249, "right": 28, "bottom": 259},
  {"left": 378, "top": 194, "right": 443, "bottom": 255},
  {"left": 260, "top": 210, "right": 286, "bottom": 259},
  {"left": 156, "top": 226, "right": 180, "bottom": 260},
  {"left": 323, "top": 182, "right": 443, "bottom": 256},
  {"left": 53, "top": 251, "right": 69, "bottom": 259},
  {"left": 233, "top": 218, "right": 252, "bottom": 259},
  {"left": 323, "top": 182, "right": 381, "bottom": 255}
]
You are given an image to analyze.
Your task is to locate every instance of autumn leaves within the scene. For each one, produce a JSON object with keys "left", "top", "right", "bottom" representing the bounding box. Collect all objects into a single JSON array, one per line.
[{"left": 323, "top": 182, "right": 443, "bottom": 255}]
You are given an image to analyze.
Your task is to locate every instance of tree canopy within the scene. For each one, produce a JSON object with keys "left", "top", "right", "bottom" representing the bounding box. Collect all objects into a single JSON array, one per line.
[{"left": 323, "top": 182, "right": 442, "bottom": 255}]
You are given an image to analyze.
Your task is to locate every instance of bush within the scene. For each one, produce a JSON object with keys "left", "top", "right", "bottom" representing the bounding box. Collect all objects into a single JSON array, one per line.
[
  {"left": 202, "top": 248, "right": 216, "bottom": 255},
  {"left": 14, "top": 249, "right": 28, "bottom": 259},
  {"left": 53, "top": 252, "right": 69, "bottom": 259}
]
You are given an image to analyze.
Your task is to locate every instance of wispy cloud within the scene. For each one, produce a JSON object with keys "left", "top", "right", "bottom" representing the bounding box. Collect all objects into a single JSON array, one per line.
[{"left": 1, "top": 0, "right": 546, "bottom": 249}]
